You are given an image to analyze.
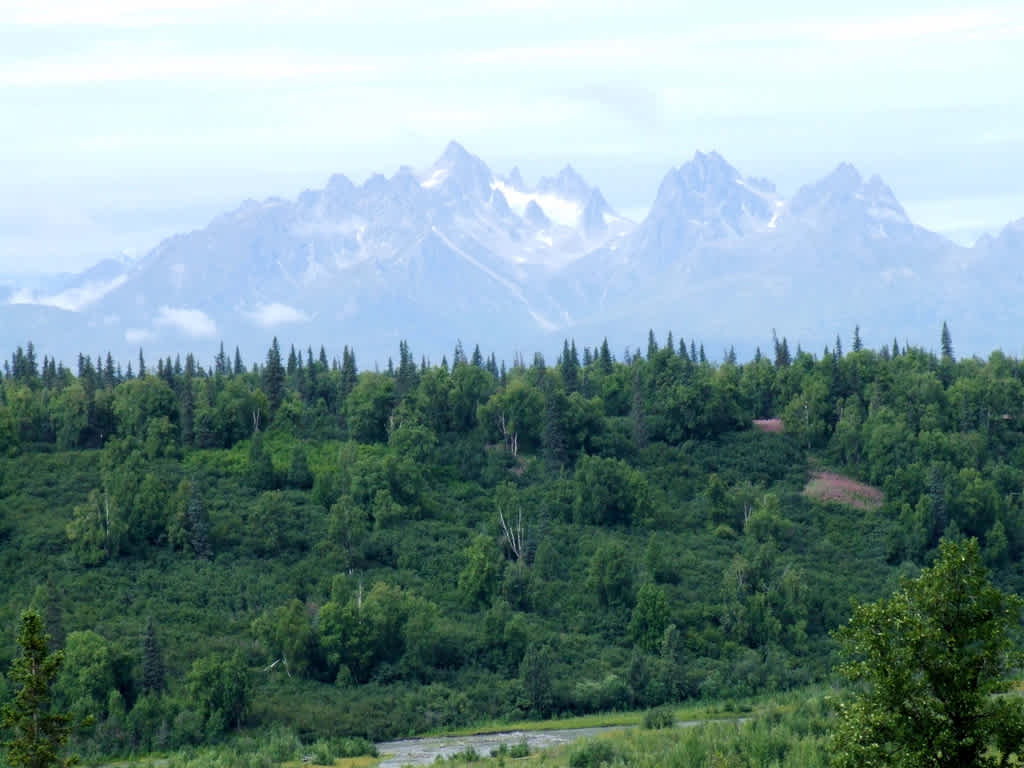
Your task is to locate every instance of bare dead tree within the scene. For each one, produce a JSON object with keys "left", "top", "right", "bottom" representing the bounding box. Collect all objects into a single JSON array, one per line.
[
  {"left": 498, "top": 502, "right": 525, "bottom": 563},
  {"left": 498, "top": 411, "right": 519, "bottom": 457}
]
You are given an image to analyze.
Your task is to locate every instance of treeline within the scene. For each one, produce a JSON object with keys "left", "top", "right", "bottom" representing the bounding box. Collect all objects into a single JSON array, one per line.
[{"left": 1, "top": 324, "right": 1023, "bottom": 756}]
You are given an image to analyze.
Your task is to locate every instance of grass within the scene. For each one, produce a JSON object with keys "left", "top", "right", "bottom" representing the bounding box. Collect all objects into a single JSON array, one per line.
[
  {"left": 280, "top": 758, "right": 379, "bottom": 768},
  {"left": 421, "top": 697, "right": 764, "bottom": 738}
]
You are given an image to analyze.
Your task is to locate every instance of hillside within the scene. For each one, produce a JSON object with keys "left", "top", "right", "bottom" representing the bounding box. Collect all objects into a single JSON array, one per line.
[{"left": 1, "top": 329, "right": 1023, "bottom": 759}]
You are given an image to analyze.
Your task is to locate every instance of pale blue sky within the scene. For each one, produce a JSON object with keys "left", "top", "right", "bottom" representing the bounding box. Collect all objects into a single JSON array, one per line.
[{"left": 1, "top": 0, "right": 1023, "bottom": 272}]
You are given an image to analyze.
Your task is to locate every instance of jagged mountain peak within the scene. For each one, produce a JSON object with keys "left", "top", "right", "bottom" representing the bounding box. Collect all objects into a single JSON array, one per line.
[
  {"left": 585, "top": 187, "right": 610, "bottom": 211},
  {"left": 439, "top": 139, "right": 472, "bottom": 163},
  {"left": 788, "top": 163, "right": 911, "bottom": 236},
  {"left": 581, "top": 189, "right": 611, "bottom": 238},
  {"left": 990, "top": 216, "right": 1024, "bottom": 248},
  {"left": 505, "top": 166, "right": 526, "bottom": 190},
  {"left": 607, "top": 151, "right": 782, "bottom": 267},
  {"left": 325, "top": 173, "right": 356, "bottom": 198},
  {"left": 537, "top": 164, "right": 594, "bottom": 204},
  {"left": 524, "top": 200, "right": 551, "bottom": 228},
  {"left": 673, "top": 150, "right": 746, "bottom": 189},
  {"left": 490, "top": 187, "right": 512, "bottom": 217},
  {"left": 419, "top": 140, "right": 493, "bottom": 200},
  {"left": 641, "top": 151, "right": 777, "bottom": 243},
  {"left": 17, "top": 143, "right": 1023, "bottom": 368}
]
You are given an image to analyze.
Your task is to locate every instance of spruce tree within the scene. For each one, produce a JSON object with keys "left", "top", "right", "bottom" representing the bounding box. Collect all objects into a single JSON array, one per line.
[
  {"left": 941, "top": 321, "right": 955, "bottom": 362},
  {"left": 339, "top": 346, "right": 358, "bottom": 400},
  {"left": 1, "top": 610, "right": 74, "bottom": 768},
  {"left": 560, "top": 339, "right": 580, "bottom": 393},
  {"left": 262, "top": 338, "right": 285, "bottom": 412},
  {"left": 541, "top": 387, "right": 567, "bottom": 472},
  {"left": 598, "top": 338, "right": 613, "bottom": 376},
  {"left": 141, "top": 618, "right": 166, "bottom": 694},
  {"left": 214, "top": 343, "right": 228, "bottom": 376}
]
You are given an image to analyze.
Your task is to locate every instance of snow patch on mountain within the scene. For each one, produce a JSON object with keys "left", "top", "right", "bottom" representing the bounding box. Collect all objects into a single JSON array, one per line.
[
  {"left": 420, "top": 168, "right": 449, "bottom": 189},
  {"left": 490, "top": 180, "right": 581, "bottom": 227},
  {"left": 430, "top": 225, "right": 558, "bottom": 331}
]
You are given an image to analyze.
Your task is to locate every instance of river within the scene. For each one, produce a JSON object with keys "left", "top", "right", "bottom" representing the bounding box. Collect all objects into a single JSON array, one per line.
[{"left": 375, "top": 719, "right": 730, "bottom": 766}]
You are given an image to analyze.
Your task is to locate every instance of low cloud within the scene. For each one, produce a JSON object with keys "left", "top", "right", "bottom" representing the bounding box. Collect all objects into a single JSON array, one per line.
[
  {"left": 243, "top": 302, "right": 311, "bottom": 328},
  {"left": 154, "top": 306, "right": 217, "bottom": 337},
  {"left": 6, "top": 275, "right": 127, "bottom": 312}
]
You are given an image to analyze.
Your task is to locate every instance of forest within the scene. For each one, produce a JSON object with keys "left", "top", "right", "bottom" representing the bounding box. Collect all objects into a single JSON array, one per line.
[{"left": 1, "top": 323, "right": 1023, "bottom": 761}]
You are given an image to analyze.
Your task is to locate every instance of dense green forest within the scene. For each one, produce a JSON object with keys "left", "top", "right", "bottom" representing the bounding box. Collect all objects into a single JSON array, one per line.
[{"left": 1, "top": 325, "right": 1023, "bottom": 759}]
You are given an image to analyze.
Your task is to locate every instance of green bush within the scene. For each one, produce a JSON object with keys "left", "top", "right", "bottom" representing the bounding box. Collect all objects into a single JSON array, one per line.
[
  {"left": 490, "top": 739, "right": 529, "bottom": 758},
  {"left": 308, "top": 739, "right": 334, "bottom": 765},
  {"left": 568, "top": 739, "right": 616, "bottom": 768},
  {"left": 642, "top": 704, "right": 675, "bottom": 729}
]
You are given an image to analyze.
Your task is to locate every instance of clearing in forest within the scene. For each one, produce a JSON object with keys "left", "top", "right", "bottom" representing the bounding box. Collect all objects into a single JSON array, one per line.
[{"left": 803, "top": 471, "right": 884, "bottom": 511}]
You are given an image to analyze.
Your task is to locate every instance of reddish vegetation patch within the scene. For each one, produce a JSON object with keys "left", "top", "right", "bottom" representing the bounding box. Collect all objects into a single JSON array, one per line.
[
  {"left": 753, "top": 418, "right": 784, "bottom": 433},
  {"left": 804, "top": 471, "right": 884, "bottom": 511}
]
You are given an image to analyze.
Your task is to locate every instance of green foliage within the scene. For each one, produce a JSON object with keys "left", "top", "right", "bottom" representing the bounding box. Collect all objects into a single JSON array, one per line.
[
  {"left": 56, "top": 630, "right": 116, "bottom": 720},
  {"left": 568, "top": 738, "right": 616, "bottom": 768},
  {"left": 141, "top": 618, "right": 165, "bottom": 694},
  {"left": 1, "top": 610, "right": 75, "bottom": 768},
  {"left": 185, "top": 652, "right": 250, "bottom": 734},
  {"left": 629, "top": 584, "right": 670, "bottom": 653},
  {"left": 458, "top": 535, "right": 501, "bottom": 609},
  {"left": 573, "top": 455, "right": 643, "bottom": 525},
  {"left": 520, "top": 644, "right": 556, "bottom": 718},
  {"left": 587, "top": 541, "right": 633, "bottom": 609},
  {"left": 8, "top": 332, "right": 1024, "bottom": 760},
  {"left": 642, "top": 704, "right": 675, "bottom": 729},
  {"left": 834, "top": 537, "right": 1024, "bottom": 768}
]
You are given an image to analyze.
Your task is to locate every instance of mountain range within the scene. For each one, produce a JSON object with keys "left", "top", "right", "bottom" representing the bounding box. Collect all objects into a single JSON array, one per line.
[{"left": 3, "top": 141, "right": 1023, "bottom": 366}]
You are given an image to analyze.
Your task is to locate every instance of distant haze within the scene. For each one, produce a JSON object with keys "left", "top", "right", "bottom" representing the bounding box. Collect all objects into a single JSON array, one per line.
[{"left": 1, "top": 0, "right": 1023, "bottom": 273}]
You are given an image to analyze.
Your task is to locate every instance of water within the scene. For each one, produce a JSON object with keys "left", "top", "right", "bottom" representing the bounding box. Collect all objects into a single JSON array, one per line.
[
  {"left": 375, "top": 725, "right": 627, "bottom": 767},
  {"left": 375, "top": 719, "right": 732, "bottom": 766}
]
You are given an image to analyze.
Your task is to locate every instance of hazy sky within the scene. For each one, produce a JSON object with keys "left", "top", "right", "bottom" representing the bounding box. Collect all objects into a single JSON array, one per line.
[{"left": 2, "top": 0, "right": 1023, "bottom": 273}]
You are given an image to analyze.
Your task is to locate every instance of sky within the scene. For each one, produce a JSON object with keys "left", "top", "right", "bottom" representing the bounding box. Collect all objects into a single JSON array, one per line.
[{"left": 1, "top": 0, "right": 1023, "bottom": 273}]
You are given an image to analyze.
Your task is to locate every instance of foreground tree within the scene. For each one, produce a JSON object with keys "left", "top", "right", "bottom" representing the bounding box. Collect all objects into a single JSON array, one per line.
[
  {"left": 1, "top": 610, "right": 75, "bottom": 768},
  {"left": 834, "top": 538, "right": 1024, "bottom": 768}
]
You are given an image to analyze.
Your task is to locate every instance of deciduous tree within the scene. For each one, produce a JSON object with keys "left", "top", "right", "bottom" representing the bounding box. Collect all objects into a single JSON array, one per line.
[{"left": 834, "top": 538, "right": 1024, "bottom": 768}]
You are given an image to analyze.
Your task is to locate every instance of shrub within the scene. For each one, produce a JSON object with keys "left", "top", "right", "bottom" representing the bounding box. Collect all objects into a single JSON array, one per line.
[
  {"left": 490, "top": 739, "right": 529, "bottom": 758},
  {"left": 569, "top": 739, "right": 616, "bottom": 768},
  {"left": 308, "top": 739, "right": 334, "bottom": 765},
  {"left": 643, "top": 704, "right": 675, "bottom": 729}
]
